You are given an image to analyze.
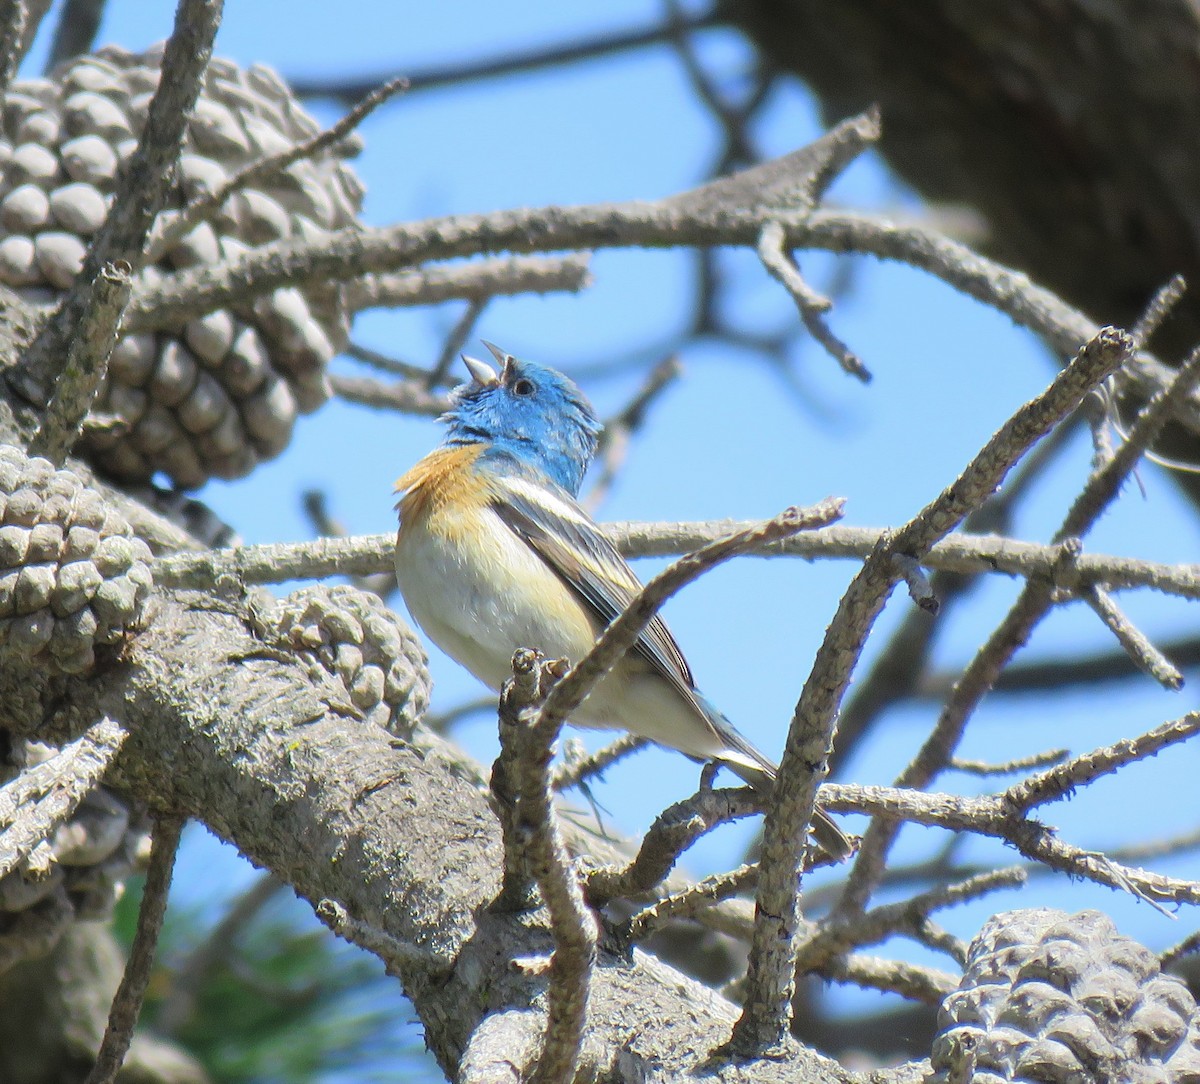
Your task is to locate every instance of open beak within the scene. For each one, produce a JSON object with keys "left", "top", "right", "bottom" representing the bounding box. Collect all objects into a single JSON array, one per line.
[
  {"left": 461, "top": 354, "right": 499, "bottom": 387},
  {"left": 480, "top": 341, "right": 516, "bottom": 383},
  {"left": 481, "top": 340, "right": 510, "bottom": 367}
]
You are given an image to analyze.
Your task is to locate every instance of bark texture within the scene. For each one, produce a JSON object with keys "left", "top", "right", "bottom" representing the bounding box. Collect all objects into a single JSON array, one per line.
[{"left": 0, "top": 585, "right": 861, "bottom": 1082}]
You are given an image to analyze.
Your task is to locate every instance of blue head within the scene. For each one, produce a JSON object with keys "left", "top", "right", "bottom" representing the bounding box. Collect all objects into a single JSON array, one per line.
[{"left": 441, "top": 343, "right": 602, "bottom": 495}]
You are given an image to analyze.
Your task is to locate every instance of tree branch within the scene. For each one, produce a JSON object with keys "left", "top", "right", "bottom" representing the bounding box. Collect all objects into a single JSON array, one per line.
[
  {"left": 27, "top": 260, "right": 131, "bottom": 465},
  {"left": 18, "top": 0, "right": 222, "bottom": 393},
  {"left": 45, "top": 0, "right": 106, "bottom": 68},
  {"left": 1002, "top": 711, "right": 1200, "bottom": 814},
  {"left": 586, "top": 787, "right": 763, "bottom": 907},
  {"left": 120, "top": 194, "right": 1198, "bottom": 438},
  {"left": 288, "top": 11, "right": 720, "bottom": 102},
  {"left": 343, "top": 255, "right": 592, "bottom": 312},
  {"left": 496, "top": 652, "right": 598, "bottom": 1084},
  {"left": 0, "top": 718, "right": 126, "bottom": 881},
  {"left": 31, "top": 592, "right": 850, "bottom": 1083},
  {"left": 149, "top": 523, "right": 1200, "bottom": 603},
  {"left": 734, "top": 326, "right": 1130, "bottom": 1056},
  {"left": 1082, "top": 584, "right": 1184, "bottom": 689},
  {"left": 84, "top": 813, "right": 183, "bottom": 1084},
  {"left": 0, "top": 0, "right": 26, "bottom": 102}
]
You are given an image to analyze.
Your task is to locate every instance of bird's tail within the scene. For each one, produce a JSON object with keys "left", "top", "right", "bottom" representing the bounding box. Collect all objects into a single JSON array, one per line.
[
  {"left": 725, "top": 756, "right": 854, "bottom": 861},
  {"left": 705, "top": 702, "right": 854, "bottom": 861}
]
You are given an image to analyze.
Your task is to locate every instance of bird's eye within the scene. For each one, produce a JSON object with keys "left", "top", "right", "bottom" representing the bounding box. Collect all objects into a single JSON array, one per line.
[{"left": 512, "top": 378, "right": 535, "bottom": 397}]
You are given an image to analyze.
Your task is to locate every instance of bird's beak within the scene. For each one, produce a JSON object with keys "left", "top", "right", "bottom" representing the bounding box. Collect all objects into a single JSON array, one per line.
[
  {"left": 481, "top": 340, "right": 518, "bottom": 382},
  {"left": 481, "top": 340, "right": 510, "bottom": 367},
  {"left": 461, "top": 354, "right": 499, "bottom": 387}
]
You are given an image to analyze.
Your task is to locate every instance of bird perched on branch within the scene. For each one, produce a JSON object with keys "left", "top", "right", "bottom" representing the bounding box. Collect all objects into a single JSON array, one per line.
[{"left": 393, "top": 342, "right": 851, "bottom": 859}]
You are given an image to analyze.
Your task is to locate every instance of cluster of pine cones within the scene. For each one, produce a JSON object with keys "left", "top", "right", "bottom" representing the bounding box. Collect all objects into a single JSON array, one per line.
[{"left": 0, "top": 45, "right": 431, "bottom": 959}]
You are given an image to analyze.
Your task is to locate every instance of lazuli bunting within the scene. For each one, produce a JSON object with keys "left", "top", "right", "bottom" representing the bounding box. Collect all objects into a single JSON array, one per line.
[{"left": 393, "top": 343, "right": 850, "bottom": 860}]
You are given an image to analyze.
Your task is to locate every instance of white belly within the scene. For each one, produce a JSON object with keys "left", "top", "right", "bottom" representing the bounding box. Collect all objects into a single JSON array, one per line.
[
  {"left": 395, "top": 504, "right": 599, "bottom": 691},
  {"left": 395, "top": 504, "right": 741, "bottom": 768}
]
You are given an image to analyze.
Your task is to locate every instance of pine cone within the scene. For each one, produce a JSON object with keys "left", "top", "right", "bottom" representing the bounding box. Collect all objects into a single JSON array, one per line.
[
  {"left": 0, "top": 444, "right": 153, "bottom": 675},
  {"left": 0, "top": 44, "right": 364, "bottom": 488},
  {"left": 930, "top": 908, "right": 1200, "bottom": 1083},
  {"left": 269, "top": 584, "right": 431, "bottom": 737},
  {"left": 0, "top": 738, "right": 148, "bottom": 951}
]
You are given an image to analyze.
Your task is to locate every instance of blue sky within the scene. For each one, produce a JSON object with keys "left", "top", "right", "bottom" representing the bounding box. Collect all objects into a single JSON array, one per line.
[{"left": 23, "top": 0, "right": 1200, "bottom": 1072}]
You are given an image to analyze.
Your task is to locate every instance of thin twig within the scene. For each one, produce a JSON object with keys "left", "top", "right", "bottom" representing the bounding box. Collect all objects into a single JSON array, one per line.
[
  {"left": 625, "top": 863, "right": 757, "bottom": 943},
  {"left": 1160, "top": 929, "right": 1200, "bottom": 969},
  {"left": 604, "top": 355, "right": 683, "bottom": 434},
  {"left": 1085, "top": 277, "right": 1187, "bottom": 470},
  {"left": 920, "top": 633, "right": 1200, "bottom": 699},
  {"left": 345, "top": 341, "right": 428, "bottom": 379},
  {"left": 330, "top": 373, "right": 450, "bottom": 416},
  {"left": 1110, "top": 824, "right": 1200, "bottom": 864},
  {"left": 45, "top": 0, "right": 106, "bottom": 69},
  {"left": 28, "top": 260, "right": 131, "bottom": 465},
  {"left": 707, "top": 60, "right": 775, "bottom": 178},
  {"left": 426, "top": 298, "right": 486, "bottom": 390},
  {"left": 913, "top": 919, "right": 967, "bottom": 967},
  {"left": 949, "top": 749, "right": 1069, "bottom": 776},
  {"left": 423, "top": 695, "right": 496, "bottom": 734},
  {"left": 534, "top": 500, "right": 845, "bottom": 738},
  {"left": 1129, "top": 274, "right": 1187, "bottom": 348},
  {"left": 551, "top": 734, "right": 647, "bottom": 792},
  {"left": 585, "top": 354, "right": 682, "bottom": 510},
  {"left": 1002, "top": 711, "right": 1200, "bottom": 814},
  {"left": 758, "top": 220, "right": 871, "bottom": 381},
  {"left": 1063, "top": 340, "right": 1200, "bottom": 537},
  {"left": 150, "top": 74, "right": 408, "bottom": 261},
  {"left": 796, "top": 867, "right": 1028, "bottom": 976},
  {"left": 84, "top": 814, "right": 184, "bottom": 1084},
  {"left": 289, "top": 12, "right": 720, "bottom": 101},
  {"left": 664, "top": 0, "right": 757, "bottom": 165},
  {"left": 1083, "top": 584, "right": 1185, "bottom": 689},
  {"left": 801, "top": 842, "right": 978, "bottom": 914},
  {"left": 817, "top": 952, "right": 958, "bottom": 1003}
]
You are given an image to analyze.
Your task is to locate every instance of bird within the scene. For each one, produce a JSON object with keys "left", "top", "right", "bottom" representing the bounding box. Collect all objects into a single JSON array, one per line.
[{"left": 393, "top": 342, "right": 851, "bottom": 860}]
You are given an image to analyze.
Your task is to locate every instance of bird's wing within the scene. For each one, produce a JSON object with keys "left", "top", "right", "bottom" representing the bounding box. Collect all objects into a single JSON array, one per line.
[{"left": 488, "top": 470, "right": 698, "bottom": 699}]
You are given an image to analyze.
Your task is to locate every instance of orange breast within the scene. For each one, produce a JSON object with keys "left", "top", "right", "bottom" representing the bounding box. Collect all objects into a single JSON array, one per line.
[{"left": 395, "top": 444, "right": 493, "bottom": 540}]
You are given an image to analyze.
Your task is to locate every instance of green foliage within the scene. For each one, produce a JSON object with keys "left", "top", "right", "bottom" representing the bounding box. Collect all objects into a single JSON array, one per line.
[{"left": 114, "top": 873, "right": 436, "bottom": 1083}]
